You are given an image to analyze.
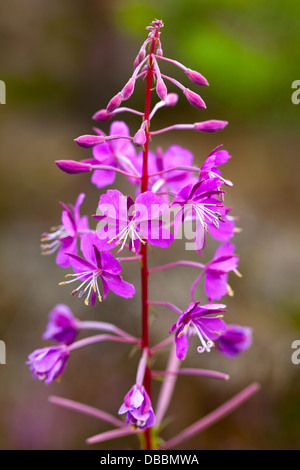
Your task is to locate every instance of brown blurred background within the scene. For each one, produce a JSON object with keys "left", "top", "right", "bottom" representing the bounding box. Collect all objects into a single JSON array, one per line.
[{"left": 0, "top": 0, "right": 300, "bottom": 450}]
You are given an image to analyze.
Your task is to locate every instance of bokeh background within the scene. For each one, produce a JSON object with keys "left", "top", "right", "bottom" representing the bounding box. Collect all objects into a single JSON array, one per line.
[{"left": 0, "top": 0, "right": 300, "bottom": 450}]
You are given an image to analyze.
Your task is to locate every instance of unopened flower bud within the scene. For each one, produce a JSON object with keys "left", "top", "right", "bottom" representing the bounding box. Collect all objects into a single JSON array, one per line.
[
  {"left": 121, "top": 78, "right": 135, "bottom": 101},
  {"left": 133, "top": 128, "right": 147, "bottom": 146},
  {"left": 184, "top": 88, "right": 206, "bottom": 109},
  {"left": 185, "top": 68, "right": 209, "bottom": 86},
  {"left": 164, "top": 93, "right": 179, "bottom": 107},
  {"left": 156, "top": 77, "right": 168, "bottom": 101},
  {"left": 194, "top": 120, "right": 228, "bottom": 132},
  {"left": 134, "top": 50, "right": 146, "bottom": 70},
  {"left": 74, "top": 134, "right": 105, "bottom": 148},
  {"left": 157, "top": 47, "right": 163, "bottom": 57},
  {"left": 106, "top": 92, "right": 123, "bottom": 112},
  {"left": 93, "top": 109, "right": 113, "bottom": 122},
  {"left": 55, "top": 160, "right": 92, "bottom": 174}
]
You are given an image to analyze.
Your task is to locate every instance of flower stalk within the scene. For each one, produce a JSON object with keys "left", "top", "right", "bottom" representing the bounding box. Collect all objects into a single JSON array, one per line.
[
  {"left": 29, "top": 18, "right": 257, "bottom": 451},
  {"left": 140, "top": 23, "right": 162, "bottom": 450}
]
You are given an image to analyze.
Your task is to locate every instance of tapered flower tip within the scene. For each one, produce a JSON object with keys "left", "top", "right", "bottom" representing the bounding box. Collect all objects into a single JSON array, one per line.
[
  {"left": 133, "top": 128, "right": 147, "bottom": 146},
  {"left": 185, "top": 68, "right": 209, "bottom": 86},
  {"left": 121, "top": 78, "right": 135, "bottom": 101},
  {"left": 107, "top": 92, "right": 123, "bottom": 112},
  {"left": 194, "top": 120, "right": 229, "bottom": 132},
  {"left": 156, "top": 46, "right": 163, "bottom": 57},
  {"left": 156, "top": 78, "right": 168, "bottom": 101},
  {"left": 93, "top": 109, "right": 113, "bottom": 122},
  {"left": 55, "top": 160, "right": 92, "bottom": 174},
  {"left": 134, "top": 50, "right": 146, "bottom": 70},
  {"left": 184, "top": 88, "right": 206, "bottom": 109},
  {"left": 74, "top": 134, "right": 105, "bottom": 148},
  {"left": 164, "top": 93, "right": 179, "bottom": 107}
]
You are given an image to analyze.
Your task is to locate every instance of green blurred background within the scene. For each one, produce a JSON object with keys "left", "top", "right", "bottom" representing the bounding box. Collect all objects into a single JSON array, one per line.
[{"left": 0, "top": 0, "right": 300, "bottom": 449}]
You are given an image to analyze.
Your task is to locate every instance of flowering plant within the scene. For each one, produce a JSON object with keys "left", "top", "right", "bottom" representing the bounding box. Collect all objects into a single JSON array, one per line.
[{"left": 30, "top": 19, "right": 258, "bottom": 450}]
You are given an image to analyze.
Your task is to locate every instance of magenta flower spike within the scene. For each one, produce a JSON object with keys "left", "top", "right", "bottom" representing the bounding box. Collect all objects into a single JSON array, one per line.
[
  {"left": 41, "top": 193, "right": 89, "bottom": 268},
  {"left": 32, "top": 19, "right": 256, "bottom": 450},
  {"left": 43, "top": 304, "right": 79, "bottom": 345},
  {"left": 27, "top": 345, "right": 69, "bottom": 385}
]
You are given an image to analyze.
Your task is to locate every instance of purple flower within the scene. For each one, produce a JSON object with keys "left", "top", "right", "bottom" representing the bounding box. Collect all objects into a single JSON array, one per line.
[
  {"left": 204, "top": 243, "right": 239, "bottom": 301},
  {"left": 169, "top": 302, "right": 227, "bottom": 360},
  {"left": 43, "top": 304, "right": 79, "bottom": 345},
  {"left": 215, "top": 324, "right": 252, "bottom": 357},
  {"left": 41, "top": 193, "right": 89, "bottom": 268},
  {"left": 118, "top": 384, "right": 155, "bottom": 429},
  {"left": 61, "top": 232, "right": 135, "bottom": 305},
  {"left": 171, "top": 178, "right": 225, "bottom": 250},
  {"left": 27, "top": 345, "right": 69, "bottom": 384},
  {"left": 94, "top": 189, "right": 172, "bottom": 253},
  {"left": 150, "top": 146, "right": 197, "bottom": 196},
  {"left": 200, "top": 145, "right": 233, "bottom": 187},
  {"left": 84, "top": 121, "right": 136, "bottom": 188},
  {"left": 127, "top": 145, "right": 197, "bottom": 196}
]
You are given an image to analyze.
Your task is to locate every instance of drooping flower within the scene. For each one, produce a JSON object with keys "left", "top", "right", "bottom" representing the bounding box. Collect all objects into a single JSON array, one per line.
[
  {"left": 118, "top": 384, "right": 155, "bottom": 429},
  {"left": 43, "top": 304, "right": 79, "bottom": 345},
  {"left": 215, "top": 324, "right": 252, "bottom": 357},
  {"left": 41, "top": 193, "right": 89, "bottom": 268},
  {"left": 60, "top": 232, "right": 135, "bottom": 305},
  {"left": 27, "top": 345, "right": 69, "bottom": 384},
  {"left": 169, "top": 302, "right": 227, "bottom": 360},
  {"left": 171, "top": 178, "right": 225, "bottom": 250},
  {"left": 93, "top": 189, "right": 172, "bottom": 253},
  {"left": 203, "top": 243, "right": 240, "bottom": 301},
  {"left": 83, "top": 121, "right": 136, "bottom": 189}
]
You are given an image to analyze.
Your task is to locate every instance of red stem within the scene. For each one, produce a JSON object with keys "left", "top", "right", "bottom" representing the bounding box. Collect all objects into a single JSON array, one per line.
[{"left": 140, "top": 29, "right": 159, "bottom": 451}]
